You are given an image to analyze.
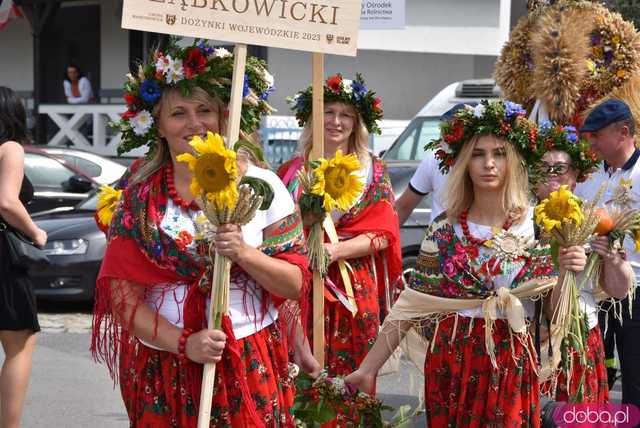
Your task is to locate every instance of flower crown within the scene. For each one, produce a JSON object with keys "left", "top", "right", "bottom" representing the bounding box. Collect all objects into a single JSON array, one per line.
[
  {"left": 288, "top": 73, "right": 383, "bottom": 134},
  {"left": 535, "top": 121, "right": 600, "bottom": 182},
  {"left": 114, "top": 37, "right": 275, "bottom": 155},
  {"left": 425, "top": 100, "right": 539, "bottom": 173}
]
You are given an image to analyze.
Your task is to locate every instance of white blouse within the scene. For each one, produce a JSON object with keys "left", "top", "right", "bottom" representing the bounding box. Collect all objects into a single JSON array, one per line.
[{"left": 139, "top": 165, "right": 295, "bottom": 350}]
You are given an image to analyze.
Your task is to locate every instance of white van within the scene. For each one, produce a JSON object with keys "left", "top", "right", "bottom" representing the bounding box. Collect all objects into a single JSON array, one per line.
[{"left": 382, "top": 78, "right": 502, "bottom": 162}]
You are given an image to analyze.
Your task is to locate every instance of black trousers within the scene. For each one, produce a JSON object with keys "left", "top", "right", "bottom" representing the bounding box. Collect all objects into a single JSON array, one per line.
[
  {"left": 619, "top": 292, "right": 640, "bottom": 406},
  {"left": 602, "top": 293, "right": 640, "bottom": 406}
]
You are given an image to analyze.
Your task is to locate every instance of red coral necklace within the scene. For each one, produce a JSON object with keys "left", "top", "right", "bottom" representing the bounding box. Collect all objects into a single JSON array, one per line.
[
  {"left": 459, "top": 209, "right": 512, "bottom": 247},
  {"left": 165, "top": 165, "right": 200, "bottom": 211}
]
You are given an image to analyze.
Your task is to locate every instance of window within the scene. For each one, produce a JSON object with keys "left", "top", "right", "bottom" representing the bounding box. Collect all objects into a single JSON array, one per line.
[
  {"left": 383, "top": 117, "right": 441, "bottom": 161},
  {"left": 384, "top": 122, "right": 419, "bottom": 161},
  {"left": 61, "top": 154, "right": 102, "bottom": 178},
  {"left": 24, "top": 153, "right": 75, "bottom": 189},
  {"left": 415, "top": 119, "right": 442, "bottom": 161}
]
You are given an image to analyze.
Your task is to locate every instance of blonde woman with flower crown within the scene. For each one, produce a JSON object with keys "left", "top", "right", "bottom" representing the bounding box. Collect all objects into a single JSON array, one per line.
[
  {"left": 346, "top": 101, "right": 588, "bottom": 428},
  {"left": 277, "top": 74, "right": 402, "bottom": 384},
  {"left": 91, "top": 39, "right": 310, "bottom": 428}
]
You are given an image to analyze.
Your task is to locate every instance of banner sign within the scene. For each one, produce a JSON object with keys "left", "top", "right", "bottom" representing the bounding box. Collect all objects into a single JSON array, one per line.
[
  {"left": 360, "top": 0, "right": 404, "bottom": 29},
  {"left": 122, "top": 0, "right": 362, "bottom": 56}
]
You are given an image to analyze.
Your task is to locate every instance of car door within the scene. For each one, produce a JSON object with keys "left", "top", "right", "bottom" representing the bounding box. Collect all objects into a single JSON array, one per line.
[{"left": 23, "top": 152, "right": 93, "bottom": 213}]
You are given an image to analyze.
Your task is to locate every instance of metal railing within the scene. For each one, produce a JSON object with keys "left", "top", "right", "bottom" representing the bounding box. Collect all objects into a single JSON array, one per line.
[{"left": 36, "top": 105, "right": 408, "bottom": 165}]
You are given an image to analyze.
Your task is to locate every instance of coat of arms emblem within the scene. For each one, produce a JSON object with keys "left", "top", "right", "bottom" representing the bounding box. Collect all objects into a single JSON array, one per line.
[{"left": 166, "top": 14, "right": 176, "bottom": 25}]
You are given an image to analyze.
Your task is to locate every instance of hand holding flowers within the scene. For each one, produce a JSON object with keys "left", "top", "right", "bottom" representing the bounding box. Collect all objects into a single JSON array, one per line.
[
  {"left": 579, "top": 182, "right": 640, "bottom": 293},
  {"left": 297, "top": 150, "right": 363, "bottom": 275},
  {"left": 213, "top": 224, "right": 249, "bottom": 262},
  {"left": 535, "top": 184, "right": 603, "bottom": 402}
]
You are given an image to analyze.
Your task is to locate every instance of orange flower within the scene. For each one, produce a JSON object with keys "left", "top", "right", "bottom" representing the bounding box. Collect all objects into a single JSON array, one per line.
[
  {"left": 175, "top": 230, "right": 194, "bottom": 250},
  {"left": 178, "top": 230, "right": 193, "bottom": 245}
]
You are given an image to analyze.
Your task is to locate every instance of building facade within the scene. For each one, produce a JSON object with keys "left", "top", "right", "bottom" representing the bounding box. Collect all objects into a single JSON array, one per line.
[{"left": 0, "top": 0, "right": 528, "bottom": 117}]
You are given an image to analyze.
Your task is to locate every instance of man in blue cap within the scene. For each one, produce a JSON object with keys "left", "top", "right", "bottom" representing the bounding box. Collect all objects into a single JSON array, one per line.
[
  {"left": 575, "top": 98, "right": 640, "bottom": 406},
  {"left": 395, "top": 102, "right": 476, "bottom": 225}
]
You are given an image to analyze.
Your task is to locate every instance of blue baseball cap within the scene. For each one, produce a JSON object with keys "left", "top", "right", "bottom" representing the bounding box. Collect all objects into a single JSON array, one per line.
[
  {"left": 580, "top": 99, "right": 633, "bottom": 132},
  {"left": 440, "top": 102, "right": 478, "bottom": 121}
]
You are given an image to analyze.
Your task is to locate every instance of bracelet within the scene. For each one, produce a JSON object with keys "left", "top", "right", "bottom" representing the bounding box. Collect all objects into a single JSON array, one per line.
[{"left": 177, "top": 328, "right": 194, "bottom": 362}]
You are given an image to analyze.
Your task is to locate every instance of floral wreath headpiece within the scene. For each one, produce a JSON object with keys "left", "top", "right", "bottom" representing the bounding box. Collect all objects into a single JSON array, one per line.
[
  {"left": 114, "top": 37, "right": 275, "bottom": 155},
  {"left": 425, "top": 100, "right": 539, "bottom": 174},
  {"left": 288, "top": 73, "right": 383, "bottom": 134},
  {"left": 535, "top": 120, "right": 600, "bottom": 182}
]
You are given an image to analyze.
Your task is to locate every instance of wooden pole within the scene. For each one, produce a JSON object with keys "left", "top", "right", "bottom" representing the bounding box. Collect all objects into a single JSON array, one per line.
[
  {"left": 310, "top": 52, "right": 325, "bottom": 365},
  {"left": 196, "top": 43, "right": 247, "bottom": 428}
]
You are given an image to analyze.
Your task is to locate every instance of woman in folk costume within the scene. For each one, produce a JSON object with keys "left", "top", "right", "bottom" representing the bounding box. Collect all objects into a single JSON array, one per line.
[
  {"left": 91, "top": 39, "right": 309, "bottom": 428},
  {"left": 533, "top": 121, "right": 634, "bottom": 403},
  {"left": 346, "top": 100, "right": 587, "bottom": 428},
  {"left": 277, "top": 73, "right": 402, "bottom": 379}
]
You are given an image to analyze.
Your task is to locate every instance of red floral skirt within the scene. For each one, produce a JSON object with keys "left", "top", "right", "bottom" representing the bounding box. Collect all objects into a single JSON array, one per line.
[
  {"left": 424, "top": 316, "right": 540, "bottom": 428},
  {"left": 324, "top": 258, "right": 380, "bottom": 377},
  {"left": 118, "top": 322, "right": 295, "bottom": 428},
  {"left": 551, "top": 325, "right": 609, "bottom": 403}
]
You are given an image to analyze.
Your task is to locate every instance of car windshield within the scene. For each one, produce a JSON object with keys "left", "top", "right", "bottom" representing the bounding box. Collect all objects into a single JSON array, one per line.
[{"left": 382, "top": 117, "right": 441, "bottom": 161}]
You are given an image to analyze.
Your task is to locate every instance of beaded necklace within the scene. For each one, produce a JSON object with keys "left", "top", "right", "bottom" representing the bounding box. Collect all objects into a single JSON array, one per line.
[
  {"left": 165, "top": 165, "right": 200, "bottom": 211},
  {"left": 459, "top": 209, "right": 512, "bottom": 247}
]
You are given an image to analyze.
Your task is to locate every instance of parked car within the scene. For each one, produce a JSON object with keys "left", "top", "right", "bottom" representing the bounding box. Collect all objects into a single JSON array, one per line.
[
  {"left": 32, "top": 146, "right": 127, "bottom": 185},
  {"left": 259, "top": 115, "right": 409, "bottom": 168},
  {"left": 383, "top": 79, "right": 502, "bottom": 277},
  {"left": 23, "top": 147, "right": 96, "bottom": 214},
  {"left": 29, "top": 193, "right": 104, "bottom": 302}
]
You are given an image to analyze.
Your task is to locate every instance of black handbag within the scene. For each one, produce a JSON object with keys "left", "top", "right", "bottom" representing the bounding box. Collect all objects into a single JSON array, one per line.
[{"left": 0, "top": 220, "right": 49, "bottom": 270}]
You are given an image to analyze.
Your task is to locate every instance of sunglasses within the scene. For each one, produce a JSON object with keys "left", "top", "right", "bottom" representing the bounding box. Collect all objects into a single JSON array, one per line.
[{"left": 540, "top": 162, "right": 571, "bottom": 175}]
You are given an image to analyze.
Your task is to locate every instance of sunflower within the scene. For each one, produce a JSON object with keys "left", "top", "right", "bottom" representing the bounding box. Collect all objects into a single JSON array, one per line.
[
  {"left": 311, "top": 150, "right": 363, "bottom": 212},
  {"left": 177, "top": 131, "right": 238, "bottom": 211},
  {"left": 534, "top": 185, "right": 584, "bottom": 233},
  {"left": 634, "top": 229, "right": 640, "bottom": 253},
  {"left": 96, "top": 185, "right": 123, "bottom": 228}
]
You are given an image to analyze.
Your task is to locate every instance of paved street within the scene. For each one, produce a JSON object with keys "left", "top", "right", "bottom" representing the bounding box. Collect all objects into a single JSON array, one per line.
[{"left": 4, "top": 305, "right": 426, "bottom": 427}]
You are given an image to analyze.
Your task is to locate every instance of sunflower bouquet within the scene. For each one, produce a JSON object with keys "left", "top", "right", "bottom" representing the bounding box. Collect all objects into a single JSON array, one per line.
[
  {"left": 296, "top": 150, "right": 364, "bottom": 276},
  {"left": 177, "top": 131, "right": 273, "bottom": 330},
  {"left": 534, "top": 184, "right": 603, "bottom": 402}
]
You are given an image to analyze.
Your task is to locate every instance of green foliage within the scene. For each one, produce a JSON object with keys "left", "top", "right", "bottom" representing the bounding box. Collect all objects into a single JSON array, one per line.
[
  {"left": 292, "top": 372, "right": 419, "bottom": 428},
  {"left": 239, "top": 176, "right": 274, "bottom": 210}
]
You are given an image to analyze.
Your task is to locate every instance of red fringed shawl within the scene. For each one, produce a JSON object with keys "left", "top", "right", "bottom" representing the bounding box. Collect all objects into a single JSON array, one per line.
[{"left": 91, "top": 162, "right": 310, "bottom": 426}]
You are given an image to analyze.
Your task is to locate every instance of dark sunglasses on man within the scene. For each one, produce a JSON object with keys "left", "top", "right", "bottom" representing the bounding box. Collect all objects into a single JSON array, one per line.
[{"left": 539, "top": 162, "right": 571, "bottom": 176}]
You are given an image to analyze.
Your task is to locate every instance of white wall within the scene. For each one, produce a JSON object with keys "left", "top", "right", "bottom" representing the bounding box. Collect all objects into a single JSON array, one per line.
[
  {"left": 0, "top": 18, "right": 33, "bottom": 91},
  {"left": 358, "top": 0, "right": 510, "bottom": 55},
  {"left": 100, "top": 0, "right": 129, "bottom": 91},
  {"left": 267, "top": 48, "right": 490, "bottom": 120}
]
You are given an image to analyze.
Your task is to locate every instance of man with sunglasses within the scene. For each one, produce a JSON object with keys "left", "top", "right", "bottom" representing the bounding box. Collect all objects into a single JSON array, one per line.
[{"left": 575, "top": 99, "right": 640, "bottom": 406}]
